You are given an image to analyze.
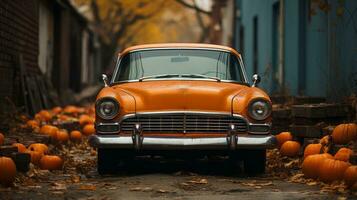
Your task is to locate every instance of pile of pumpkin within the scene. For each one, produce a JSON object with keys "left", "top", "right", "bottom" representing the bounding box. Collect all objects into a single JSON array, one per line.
[
  {"left": 0, "top": 105, "right": 95, "bottom": 187},
  {"left": 276, "top": 123, "right": 357, "bottom": 190}
]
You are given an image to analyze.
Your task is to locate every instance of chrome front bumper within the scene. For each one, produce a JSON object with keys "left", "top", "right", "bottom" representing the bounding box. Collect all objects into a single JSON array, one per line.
[{"left": 88, "top": 134, "right": 277, "bottom": 150}]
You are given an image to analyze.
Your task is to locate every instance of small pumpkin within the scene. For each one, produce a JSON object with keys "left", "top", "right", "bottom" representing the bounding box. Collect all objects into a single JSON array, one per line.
[
  {"left": 26, "top": 150, "right": 43, "bottom": 165},
  {"left": 0, "top": 156, "right": 17, "bottom": 186},
  {"left": 37, "top": 110, "right": 52, "bottom": 122},
  {"left": 332, "top": 123, "right": 357, "bottom": 144},
  {"left": 63, "top": 105, "right": 79, "bottom": 115},
  {"left": 39, "top": 125, "right": 58, "bottom": 139},
  {"left": 280, "top": 141, "right": 301, "bottom": 157},
  {"left": 302, "top": 153, "right": 333, "bottom": 179},
  {"left": 319, "top": 158, "right": 351, "bottom": 183},
  {"left": 26, "top": 120, "right": 39, "bottom": 129},
  {"left": 82, "top": 124, "right": 95, "bottom": 136},
  {"left": 344, "top": 165, "right": 357, "bottom": 188},
  {"left": 77, "top": 107, "right": 86, "bottom": 114},
  {"left": 334, "top": 147, "right": 353, "bottom": 162},
  {"left": 0, "top": 133, "right": 4, "bottom": 145},
  {"left": 303, "top": 143, "right": 323, "bottom": 158},
  {"left": 39, "top": 155, "right": 63, "bottom": 170},
  {"left": 79, "top": 114, "right": 95, "bottom": 126},
  {"left": 56, "top": 129, "right": 69, "bottom": 143},
  {"left": 58, "top": 114, "right": 70, "bottom": 121},
  {"left": 87, "top": 106, "right": 95, "bottom": 116},
  {"left": 12, "top": 143, "right": 27, "bottom": 153},
  {"left": 28, "top": 143, "right": 48, "bottom": 155},
  {"left": 70, "top": 130, "right": 82, "bottom": 141},
  {"left": 52, "top": 106, "right": 62, "bottom": 114},
  {"left": 275, "top": 132, "right": 293, "bottom": 148},
  {"left": 20, "top": 114, "right": 28, "bottom": 122}
]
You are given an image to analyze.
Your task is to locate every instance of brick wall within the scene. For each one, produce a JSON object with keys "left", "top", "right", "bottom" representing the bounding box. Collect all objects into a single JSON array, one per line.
[{"left": 0, "top": 0, "right": 39, "bottom": 111}]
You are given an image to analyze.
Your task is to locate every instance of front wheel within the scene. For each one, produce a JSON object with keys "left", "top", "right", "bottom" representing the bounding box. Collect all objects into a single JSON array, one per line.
[
  {"left": 243, "top": 149, "right": 266, "bottom": 175},
  {"left": 97, "top": 148, "right": 120, "bottom": 175}
]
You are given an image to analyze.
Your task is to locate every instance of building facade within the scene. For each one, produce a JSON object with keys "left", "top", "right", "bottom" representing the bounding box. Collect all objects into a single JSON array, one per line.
[
  {"left": 0, "top": 0, "right": 102, "bottom": 114},
  {"left": 234, "top": 0, "right": 357, "bottom": 100}
]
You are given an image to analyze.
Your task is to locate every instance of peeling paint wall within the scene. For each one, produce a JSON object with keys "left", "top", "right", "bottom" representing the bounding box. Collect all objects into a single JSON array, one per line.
[{"left": 234, "top": 0, "right": 357, "bottom": 100}]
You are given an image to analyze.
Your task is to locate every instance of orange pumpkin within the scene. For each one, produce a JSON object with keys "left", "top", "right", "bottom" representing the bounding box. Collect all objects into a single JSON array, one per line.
[
  {"left": 37, "top": 110, "right": 52, "bottom": 122},
  {"left": 280, "top": 141, "right": 301, "bottom": 157},
  {"left": 12, "top": 143, "right": 27, "bottom": 153},
  {"left": 52, "top": 106, "right": 62, "bottom": 114},
  {"left": 70, "top": 130, "right": 82, "bottom": 141},
  {"left": 344, "top": 165, "right": 357, "bottom": 187},
  {"left": 0, "top": 157, "right": 17, "bottom": 186},
  {"left": 20, "top": 114, "right": 28, "bottom": 122},
  {"left": 82, "top": 124, "right": 95, "bottom": 136},
  {"left": 26, "top": 150, "right": 43, "bottom": 165},
  {"left": 334, "top": 147, "right": 353, "bottom": 162},
  {"left": 39, "top": 125, "right": 58, "bottom": 140},
  {"left": 0, "top": 133, "right": 4, "bottom": 145},
  {"left": 58, "top": 114, "right": 70, "bottom": 121},
  {"left": 56, "top": 129, "right": 69, "bottom": 143},
  {"left": 275, "top": 132, "right": 293, "bottom": 148},
  {"left": 319, "top": 158, "right": 351, "bottom": 182},
  {"left": 87, "top": 106, "right": 95, "bottom": 117},
  {"left": 332, "top": 123, "right": 357, "bottom": 144},
  {"left": 302, "top": 153, "right": 333, "bottom": 179},
  {"left": 63, "top": 105, "right": 79, "bottom": 115},
  {"left": 28, "top": 143, "right": 48, "bottom": 155},
  {"left": 39, "top": 155, "right": 63, "bottom": 170},
  {"left": 303, "top": 143, "right": 323, "bottom": 158},
  {"left": 77, "top": 107, "right": 86, "bottom": 114},
  {"left": 26, "top": 120, "right": 39, "bottom": 129},
  {"left": 79, "top": 114, "right": 95, "bottom": 126}
]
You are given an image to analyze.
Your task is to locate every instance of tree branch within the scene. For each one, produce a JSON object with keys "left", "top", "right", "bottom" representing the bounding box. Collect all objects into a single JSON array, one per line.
[
  {"left": 90, "top": 0, "right": 101, "bottom": 24},
  {"left": 193, "top": 0, "right": 209, "bottom": 42},
  {"left": 175, "top": 0, "right": 211, "bottom": 15}
]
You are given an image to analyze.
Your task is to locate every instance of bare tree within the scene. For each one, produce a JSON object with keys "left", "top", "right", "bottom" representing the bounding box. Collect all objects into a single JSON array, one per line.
[
  {"left": 175, "top": 0, "right": 211, "bottom": 43},
  {"left": 88, "top": 0, "right": 164, "bottom": 69}
]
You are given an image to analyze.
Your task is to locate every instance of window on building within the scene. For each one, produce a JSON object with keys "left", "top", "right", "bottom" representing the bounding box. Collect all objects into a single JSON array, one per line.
[
  {"left": 239, "top": 25, "right": 244, "bottom": 54},
  {"left": 253, "top": 16, "right": 258, "bottom": 74},
  {"left": 272, "top": 2, "right": 280, "bottom": 93}
]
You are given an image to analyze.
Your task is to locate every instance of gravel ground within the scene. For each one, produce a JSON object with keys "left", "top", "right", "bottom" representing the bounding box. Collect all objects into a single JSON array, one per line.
[{"left": 1, "top": 157, "right": 354, "bottom": 200}]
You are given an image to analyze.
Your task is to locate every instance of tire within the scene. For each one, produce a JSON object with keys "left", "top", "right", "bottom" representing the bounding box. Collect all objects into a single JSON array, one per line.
[
  {"left": 97, "top": 148, "right": 120, "bottom": 175},
  {"left": 243, "top": 149, "right": 266, "bottom": 175}
]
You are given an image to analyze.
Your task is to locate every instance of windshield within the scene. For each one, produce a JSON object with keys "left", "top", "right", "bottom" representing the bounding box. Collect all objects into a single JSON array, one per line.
[{"left": 114, "top": 49, "right": 245, "bottom": 82}]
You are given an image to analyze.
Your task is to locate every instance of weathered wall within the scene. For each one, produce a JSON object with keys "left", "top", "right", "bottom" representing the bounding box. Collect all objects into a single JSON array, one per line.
[
  {"left": 0, "top": 0, "right": 39, "bottom": 111},
  {"left": 235, "top": 0, "right": 357, "bottom": 100}
]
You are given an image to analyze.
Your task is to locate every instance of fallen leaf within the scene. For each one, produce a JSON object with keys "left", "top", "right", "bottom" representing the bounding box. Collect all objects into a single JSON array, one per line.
[
  {"left": 50, "top": 183, "right": 67, "bottom": 191},
  {"left": 187, "top": 178, "right": 208, "bottom": 184},
  {"left": 156, "top": 189, "right": 170, "bottom": 193},
  {"left": 129, "top": 187, "right": 153, "bottom": 192},
  {"left": 71, "top": 175, "right": 81, "bottom": 183},
  {"left": 78, "top": 185, "right": 97, "bottom": 191},
  {"left": 306, "top": 182, "right": 318, "bottom": 186}
]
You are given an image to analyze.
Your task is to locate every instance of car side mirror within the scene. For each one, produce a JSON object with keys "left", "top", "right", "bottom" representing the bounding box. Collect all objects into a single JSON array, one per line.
[
  {"left": 252, "top": 74, "right": 261, "bottom": 87},
  {"left": 102, "top": 74, "right": 109, "bottom": 87}
]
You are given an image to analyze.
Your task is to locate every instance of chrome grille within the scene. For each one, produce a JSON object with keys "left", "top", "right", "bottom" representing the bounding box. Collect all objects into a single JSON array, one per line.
[{"left": 120, "top": 113, "right": 247, "bottom": 133}]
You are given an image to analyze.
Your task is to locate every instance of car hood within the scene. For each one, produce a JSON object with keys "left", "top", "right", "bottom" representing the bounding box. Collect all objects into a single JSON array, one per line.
[{"left": 112, "top": 80, "right": 249, "bottom": 113}]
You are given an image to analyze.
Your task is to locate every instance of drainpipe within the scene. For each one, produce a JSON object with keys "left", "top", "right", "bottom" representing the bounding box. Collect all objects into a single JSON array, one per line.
[{"left": 278, "top": 0, "right": 285, "bottom": 93}]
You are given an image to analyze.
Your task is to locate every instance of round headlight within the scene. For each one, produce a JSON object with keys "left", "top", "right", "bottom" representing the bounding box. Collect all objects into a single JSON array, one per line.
[
  {"left": 248, "top": 98, "right": 272, "bottom": 121},
  {"left": 96, "top": 98, "right": 119, "bottom": 119}
]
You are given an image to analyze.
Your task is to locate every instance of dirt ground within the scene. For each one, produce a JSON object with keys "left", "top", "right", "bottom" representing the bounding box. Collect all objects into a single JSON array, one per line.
[{"left": 1, "top": 154, "right": 354, "bottom": 200}]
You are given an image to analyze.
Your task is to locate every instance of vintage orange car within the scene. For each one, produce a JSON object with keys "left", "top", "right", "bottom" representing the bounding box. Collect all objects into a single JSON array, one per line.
[{"left": 89, "top": 43, "right": 276, "bottom": 174}]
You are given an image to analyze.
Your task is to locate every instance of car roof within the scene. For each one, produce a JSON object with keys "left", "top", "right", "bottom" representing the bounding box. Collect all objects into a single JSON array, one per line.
[{"left": 119, "top": 43, "right": 241, "bottom": 57}]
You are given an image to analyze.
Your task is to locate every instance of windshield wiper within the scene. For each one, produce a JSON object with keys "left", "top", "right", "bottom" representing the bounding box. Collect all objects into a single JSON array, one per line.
[
  {"left": 180, "top": 74, "right": 221, "bottom": 82},
  {"left": 138, "top": 74, "right": 180, "bottom": 82}
]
